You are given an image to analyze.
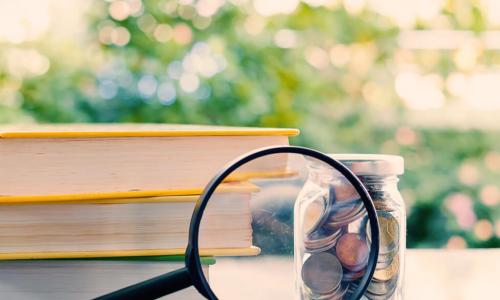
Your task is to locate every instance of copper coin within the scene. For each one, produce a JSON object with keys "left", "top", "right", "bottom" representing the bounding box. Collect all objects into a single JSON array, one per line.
[
  {"left": 302, "top": 252, "right": 343, "bottom": 294},
  {"left": 331, "top": 180, "right": 359, "bottom": 203},
  {"left": 336, "top": 233, "right": 369, "bottom": 271},
  {"left": 342, "top": 269, "right": 365, "bottom": 281}
]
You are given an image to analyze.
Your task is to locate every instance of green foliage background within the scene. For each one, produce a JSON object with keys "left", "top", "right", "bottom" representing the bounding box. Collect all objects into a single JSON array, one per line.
[{"left": 0, "top": 0, "right": 498, "bottom": 248}]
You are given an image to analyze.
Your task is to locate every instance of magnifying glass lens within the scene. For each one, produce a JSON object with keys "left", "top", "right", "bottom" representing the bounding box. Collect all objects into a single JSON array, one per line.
[{"left": 195, "top": 152, "right": 377, "bottom": 300}]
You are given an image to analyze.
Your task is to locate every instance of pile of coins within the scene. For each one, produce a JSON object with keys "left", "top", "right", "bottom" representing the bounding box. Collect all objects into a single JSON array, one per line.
[
  {"left": 365, "top": 192, "right": 401, "bottom": 300},
  {"left": 299, "top": 178, "right": 402, "bottom": 300},
  {"left": 300, "top": 179, "right": 371, "bottom": 299}
]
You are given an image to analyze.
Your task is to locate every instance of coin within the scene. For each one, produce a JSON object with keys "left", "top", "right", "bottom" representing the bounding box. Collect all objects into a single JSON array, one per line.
[
  {"left": 366, "top": 275, "right": 398, "bottom": 297},
  {"left": 375, "top": 253, "right": 394, "bottom": 270},
  {"left": 314, "top": 283, "right": 348, "bottom": 300},
  {"left": 330, "top": 200, "right": 363, "bottom": 217},
  {"left": 373, "top": 254, "right": 399, "bottom": 282},
  {"left": 342, "top": 269, "right": 365, "bottom": 282},
  {"left": 305, "top": 228, "right": 344, "bottom": 253},
  {"left": 325, "top": 201, "right": 365, "bottom": 229},
  {"left": 365, "top": 211, "right": 399, "bottom": 255},
  {"left": 303, "top": 194, "right": 328, "bottom": 234},
  {"left": 373, "top": 199, "right": 395, "bottom": 212},
  {"left": 365, "top": 291, "right": 395, "bottom": 300},
  {"left": 378, "top": 212, "right": 399, "bottom": 254},
  {"left": 330, "top": 180, "right": 360, "bottom": 204},
  {"left": 302, "top": 252, "right": 343, "bottom": 294},
  {"left": 336, "top": 233, "right": 369, "bottom": 272}
]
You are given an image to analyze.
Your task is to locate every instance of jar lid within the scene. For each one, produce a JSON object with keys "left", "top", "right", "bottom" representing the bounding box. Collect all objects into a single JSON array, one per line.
[{"left": 328, "top": 154, "right": 404, "bottom": 176}]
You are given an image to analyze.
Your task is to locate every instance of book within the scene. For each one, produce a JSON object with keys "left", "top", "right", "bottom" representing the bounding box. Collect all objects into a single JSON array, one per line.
[
  {"left": 0, "top": 255, "right": 213, "bottom": 299},
  {"left": 0, "top": 182, "right": 260, "bottom": 260},
  {"left": 0, "top": 124, "right": 298, "bottom": 197}
]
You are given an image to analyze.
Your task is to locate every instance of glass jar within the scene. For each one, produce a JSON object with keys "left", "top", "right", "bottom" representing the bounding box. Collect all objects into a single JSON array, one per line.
[
  {"left": 293, "top": 154, "right": 405, "bottom": 300},
  {"left": 332, "top": 154, "right": 405, "bottom": 300}
]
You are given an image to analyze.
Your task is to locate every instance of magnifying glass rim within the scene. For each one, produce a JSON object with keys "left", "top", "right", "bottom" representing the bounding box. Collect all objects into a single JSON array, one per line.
[{"left": 185, "top": 146, "right": 380, "bottom": 300}]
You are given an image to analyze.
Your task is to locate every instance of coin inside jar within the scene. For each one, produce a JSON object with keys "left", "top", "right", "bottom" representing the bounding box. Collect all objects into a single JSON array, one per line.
[
  {"left": 377, "top": 211, "right": 399, "bottom": 254},
  {"left": 330, "top": 180, "right": 360, "bottom": 204},
  {"left": 303, "top": 194, "right": 329, "bottom": 234},
  {"left": 373, "top": 254, "right": 399, "bottom": 282},
  {"left": 342, "top": 268, "right": 365, "bottom": 281},
  {"left": 365, "top": 211, "right": 399, "bottom": 255},
  {"left": 325, "top": 201, "right": 365, "bottom": 229},
  {"left": 335, "top": 233, "right": 369, "bottom": 272},
  {"left": 304, "top": 227, "right": 343, "bottom": 253},
  {"left": 314, "top": 283, "right": 349, "bottom": 300},
  {"left": 367, "top": 274, "right": 398, "bottom": 297},
  {"left": 301, "top": 252, "right": 343, "bottom": 294}
]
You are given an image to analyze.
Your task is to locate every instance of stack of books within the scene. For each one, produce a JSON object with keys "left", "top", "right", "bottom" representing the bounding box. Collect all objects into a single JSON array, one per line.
[{"left": 0, "top": 124, "right": 299, "bottom": 299}]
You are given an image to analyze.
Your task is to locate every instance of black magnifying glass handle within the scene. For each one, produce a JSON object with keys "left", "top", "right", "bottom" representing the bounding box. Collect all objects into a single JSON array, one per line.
[{"left": 94, "top": 267, "right": 192, "bottom": 300}]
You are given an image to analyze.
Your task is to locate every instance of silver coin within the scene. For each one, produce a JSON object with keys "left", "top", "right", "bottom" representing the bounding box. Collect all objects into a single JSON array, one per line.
[
  {"left": 304, "top": 228, "right": 344, "bottom": 253},
  {"left": 375, "top": 255, "right": 394, "bottom": 270},
  {"left": 325, "top": 202, "right": 365, "bottom": 229},
  {"left": 366, "top": 275, "right": 398, "bottom": 296},
  {"left": 375, "top": 250, "right": 396, "bottom": 269},
  {"left": 302, "top": 252, "right": 343, "bottom": 295},
  {"left": 314, "top": 283, "right": 348, "bottom": 300},
  {"left": 365, "top": 291, "right": 395, "bottom": 300},
  {"left": 303, "top": 194, "right": 330, "bottom": 235}
]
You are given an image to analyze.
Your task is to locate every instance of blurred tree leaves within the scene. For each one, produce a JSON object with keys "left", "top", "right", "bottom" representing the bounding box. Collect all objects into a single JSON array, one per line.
[{"left": 0, "top": 0, "right": 498, "bottom": 248}]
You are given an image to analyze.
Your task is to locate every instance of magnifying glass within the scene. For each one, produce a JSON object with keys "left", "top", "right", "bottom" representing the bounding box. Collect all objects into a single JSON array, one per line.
[{"left": 95, "top": 146, "right": 379, "bottom": 300}]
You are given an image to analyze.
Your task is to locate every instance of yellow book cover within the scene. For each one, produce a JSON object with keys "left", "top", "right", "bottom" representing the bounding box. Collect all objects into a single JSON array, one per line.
[
  {"left": 0, "top": 181, "right": 260, "bottom": 205},
  {"left": 0, "top": 247, "right": 262, "bottom": 261},
  {"left": 0, "top": 123, "right": 299, "bottom": 138}
]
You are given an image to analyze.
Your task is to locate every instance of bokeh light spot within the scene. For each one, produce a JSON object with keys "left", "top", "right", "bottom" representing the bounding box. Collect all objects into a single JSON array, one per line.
[
  {"left": 98, "top": 80, "right": 118, "bottom": 99},
  {"left": 395, "top": 127, "right": 418, "bottom": 146},
  {"left": 446, "top": 236, "right": 467, "bottom": 249},
  {"left": 305, "top": 46, "right": 329, "bottom": 70},
  {"left": 157, "top": 82, "right": 177, "bottom": 105},
  {"left": 479, "top": 185, "right": 500, "bottom": 206},
  {"left": 173, "top": 24, "right": 193, "bottom": 45},
  {"left": 329, "top": 44, "right": 350, "bottom": 67},
  {"left": 274, "top": 29, "right": 297, "bottom": 49},
  {"left": 153, "top": 24, "right": 173, "bottom": 43},
  {"left": 473, "top": 219, "right": 494, "bottom": 241},
  {"left": 444, "top": 193, "right": 476, "bottom": 229},
  {"left": 138, "top": 75, "right": 158, "bottom": 98},
  {"left": 112, "top": 26, "right": 131, "bottom": 46},
  {"left": 179, "top": 73, "right": 200, "bottom": 93},
  {"left": 109, "top": 1, "right": 131, "bottom": 21},
  {"left": 458, "top": 163, "right": 480, "bottom": 186}
]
